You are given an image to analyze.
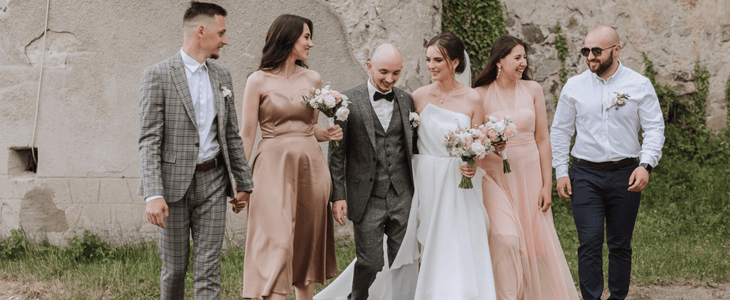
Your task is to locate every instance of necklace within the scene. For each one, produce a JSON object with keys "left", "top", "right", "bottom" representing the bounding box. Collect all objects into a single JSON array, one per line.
[{"left": 436, "top": 84, "right": 459, "bottom": 103}]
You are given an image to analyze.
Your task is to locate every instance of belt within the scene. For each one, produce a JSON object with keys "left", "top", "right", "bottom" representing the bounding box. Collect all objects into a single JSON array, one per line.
[
  {"left": 195, "top": 152, "right": 224, "bottom": 173},
  {"left": 574, "top": 157, "right": 636, "bottom": 171}
]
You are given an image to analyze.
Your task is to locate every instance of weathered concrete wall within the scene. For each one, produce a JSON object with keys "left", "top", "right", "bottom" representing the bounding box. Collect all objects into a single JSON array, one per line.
[
  {"left": 502, "top": 0, "right": 730, "bottom": 130},
  {"left": 0, "top": 0, "right": 439, "bottom": 245}
]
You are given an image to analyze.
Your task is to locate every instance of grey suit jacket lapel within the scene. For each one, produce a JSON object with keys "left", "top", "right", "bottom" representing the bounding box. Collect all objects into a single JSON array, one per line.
[
  {"left": 393, "top": 89, "right": 413, "bottom": 156},
  {"left": 171, "top": 53, "right": 198, "bottom": 129},
  {"left": 354, "top": 84, "right": 377, "bottom": 150}
]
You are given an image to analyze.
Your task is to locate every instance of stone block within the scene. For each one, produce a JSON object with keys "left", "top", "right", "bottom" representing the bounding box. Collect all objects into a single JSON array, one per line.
[
  {"left": 99, "top": 178, "right": 131, "bottom": 204},
  {"left": 0, "top": 199, "right": 22, "bottom": 232},
  {"left": 126, "top": 178, "right": 144, "bottom": 203},
  {"left": 69, "top": 178, "right": 99, "bottom": 203},
  {"left": 11, "top": 178, "right": 37, "bottom": 199},
  {"left": 0, "top": 176, "right": 13, "bottom": 199},
  {"left": 111, "top": 204, "right": 145, "bottom": 234},
  {"left": 78, "top": 204, "right": 112, "bottom": 229},
  {"left": 19, "top": 187, "right": 69, "bottom": 233},
  {"left": 41, "top": 178, "right": 72, "bottom": 205}
]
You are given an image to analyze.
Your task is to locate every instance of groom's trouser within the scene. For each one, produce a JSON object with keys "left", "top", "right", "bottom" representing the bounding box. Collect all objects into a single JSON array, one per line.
[
  {"left": 158, "top": 165, "right": 228, "bottom": 300},
  {"left": 570, "top": 160, "right": 641, "bottom": 300},
  {"left": 350, "top": 184, "right": 412, "bottom": 300}
]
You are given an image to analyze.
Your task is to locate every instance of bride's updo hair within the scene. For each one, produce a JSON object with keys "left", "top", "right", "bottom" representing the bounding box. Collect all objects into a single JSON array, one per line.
[
  {"left": 473, "top": 35, "right": 531, "bottom": 88},
  {"left": 259, "top": 14, "right": 313, "bottom": 71},
  {"left": 427, "top": 32, "right": 467, "bottom": 74}
]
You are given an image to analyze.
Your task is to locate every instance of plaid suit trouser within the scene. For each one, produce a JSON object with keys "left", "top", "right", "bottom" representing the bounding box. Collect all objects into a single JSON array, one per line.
[{"left": 158, "top": 165, "right": 228, "bottom": 300}]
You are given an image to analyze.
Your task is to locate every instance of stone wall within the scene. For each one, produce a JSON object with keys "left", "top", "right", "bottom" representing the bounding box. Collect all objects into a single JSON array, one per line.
[
  {"left": 501, "top": 0, "right": 730, "bottom": 130},
  {"left": 5, "top": 0, "right": 726, "bottom": 245},
  {"left": 0, "top": 0, "right": 439, "bottom": 245}
]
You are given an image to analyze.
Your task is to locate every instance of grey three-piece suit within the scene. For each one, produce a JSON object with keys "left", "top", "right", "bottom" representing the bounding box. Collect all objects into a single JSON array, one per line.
[{"left": 328, "top": 82, "right": 417, "bottom": 300}]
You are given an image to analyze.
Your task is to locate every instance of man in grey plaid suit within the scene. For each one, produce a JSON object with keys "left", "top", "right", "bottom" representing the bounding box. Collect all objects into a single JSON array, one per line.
[{"left": 137, "top": 2, "right": 253, "bottom": 299}]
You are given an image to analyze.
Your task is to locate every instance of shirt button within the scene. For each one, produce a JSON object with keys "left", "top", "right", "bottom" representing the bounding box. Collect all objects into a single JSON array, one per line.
[
  {"left": 369, "top": 178, "right": 373, "bottom": 182},
  {"left": 195, "top": 143, "right": 199, "bottom": 147}
]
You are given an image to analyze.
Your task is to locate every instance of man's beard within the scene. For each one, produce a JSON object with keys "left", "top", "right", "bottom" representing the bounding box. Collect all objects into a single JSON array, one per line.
[
  {"left": 589, "top": 49, "right": 613, "bottom": 76},
  {"left": 210, "top": 53, "right": 219, "bottom": 60}
]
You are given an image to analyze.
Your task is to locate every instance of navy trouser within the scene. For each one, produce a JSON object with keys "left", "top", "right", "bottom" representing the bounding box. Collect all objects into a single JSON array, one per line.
[{"left": 569, "top": 161, "right": 641, "bottom": 300}]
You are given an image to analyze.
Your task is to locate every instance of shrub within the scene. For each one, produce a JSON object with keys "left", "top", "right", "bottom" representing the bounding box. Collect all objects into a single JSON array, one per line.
[{"left": 442, "top": 0, "right": 506, "bottom": 79}]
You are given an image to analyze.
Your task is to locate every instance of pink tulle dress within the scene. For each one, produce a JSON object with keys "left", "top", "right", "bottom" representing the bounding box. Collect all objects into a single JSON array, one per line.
[{"left": 478, "top": 80, "right": 579, "bottom": 300}]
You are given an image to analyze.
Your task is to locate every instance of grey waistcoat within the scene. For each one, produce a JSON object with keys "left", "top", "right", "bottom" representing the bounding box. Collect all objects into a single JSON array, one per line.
[{"left": 369, "top": 99, "right": 412, "bottom": 198}]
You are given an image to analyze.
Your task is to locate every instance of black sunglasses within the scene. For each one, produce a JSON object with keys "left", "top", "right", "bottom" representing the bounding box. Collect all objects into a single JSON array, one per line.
[{"left": 580, "top": 44, "right": 617, "bottom": 57}]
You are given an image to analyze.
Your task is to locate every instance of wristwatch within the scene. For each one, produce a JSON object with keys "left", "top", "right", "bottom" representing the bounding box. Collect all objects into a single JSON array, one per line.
[{"left": 639, "top": 162, "right": 653, "bottom": 174}]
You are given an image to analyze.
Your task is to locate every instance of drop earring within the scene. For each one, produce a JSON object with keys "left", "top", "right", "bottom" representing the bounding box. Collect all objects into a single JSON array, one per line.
[{"left": 497, "top": 65, "right": 501, "bottom": 79}]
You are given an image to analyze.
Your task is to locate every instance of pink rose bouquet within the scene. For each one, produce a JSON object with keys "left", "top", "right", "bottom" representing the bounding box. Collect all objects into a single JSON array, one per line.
[
  {"left": 301, "top": 82, "right": 350, "bottom": 147},
  {"left": 484, "top": 115, "right": 517, "bottom": 173},
  {"left": 444, "top": 123, "right": 495, "bottom": 189}
]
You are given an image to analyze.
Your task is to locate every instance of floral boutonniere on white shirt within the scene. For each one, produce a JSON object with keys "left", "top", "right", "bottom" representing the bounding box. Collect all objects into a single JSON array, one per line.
[
  {"left": 607, "top": 92, "right": 629, "bottom": 111},
  {"left": 220, "top": 85, "right": 232, "bottom": 100},
  {"left": 409, "top": 111, "right": 421, "bottom": 130}
]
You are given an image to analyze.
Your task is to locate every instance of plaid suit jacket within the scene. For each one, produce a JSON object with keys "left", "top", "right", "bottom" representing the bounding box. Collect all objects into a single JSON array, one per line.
[{"left": 137, "top": 53, "right": 254, "bottom": 202}]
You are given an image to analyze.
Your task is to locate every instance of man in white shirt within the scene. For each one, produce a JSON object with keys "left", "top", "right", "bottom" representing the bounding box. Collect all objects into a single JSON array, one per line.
[
  {"left": 137, "top": 2, "right": 253, "bottom": 299},
  {"left": 551, "top": 25, "right": 665, "bottom": 300}
]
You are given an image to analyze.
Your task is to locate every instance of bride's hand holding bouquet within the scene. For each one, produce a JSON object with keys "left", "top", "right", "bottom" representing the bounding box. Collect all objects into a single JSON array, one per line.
[{"left": 444, "top": 124, "right": 495, "bottom": 189}]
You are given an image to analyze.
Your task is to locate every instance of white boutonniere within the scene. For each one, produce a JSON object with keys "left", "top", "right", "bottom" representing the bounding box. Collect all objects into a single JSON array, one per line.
[
  {"left": 607, "top": 92, "right": 629, "bottom": 111},
  {"left": 409, "top": 111, "right": 421, "bottom": 129},
  {"left": 220, "top": 85, "right": 232, "bottom": 100}
]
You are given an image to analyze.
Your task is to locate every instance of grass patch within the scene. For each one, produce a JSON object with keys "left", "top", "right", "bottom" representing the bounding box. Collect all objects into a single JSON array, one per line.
[{"left": 2, "top": 157, "right": 728, "bottom": 298}]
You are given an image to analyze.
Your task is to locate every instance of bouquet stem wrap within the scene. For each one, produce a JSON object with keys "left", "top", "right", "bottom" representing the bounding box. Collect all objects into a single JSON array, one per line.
[
  {"left": 502, "top": 150, "right": 511, "bottom": 173},
  {"left": 459, "top": 158, "right": 475, "bottom": 189},
  {"left": 327, "top": 117, "right": 339, "bottom": 147}
]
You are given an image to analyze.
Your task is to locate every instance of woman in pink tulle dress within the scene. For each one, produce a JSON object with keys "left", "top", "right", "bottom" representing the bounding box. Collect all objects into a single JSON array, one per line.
[{"left": 474, "top": 35, "right": 579, "bottom": 300}]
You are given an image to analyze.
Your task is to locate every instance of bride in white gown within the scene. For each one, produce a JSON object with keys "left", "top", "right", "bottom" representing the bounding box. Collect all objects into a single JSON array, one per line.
[{"left": 315, "top": 34, "right": 496, "bottom": 300}]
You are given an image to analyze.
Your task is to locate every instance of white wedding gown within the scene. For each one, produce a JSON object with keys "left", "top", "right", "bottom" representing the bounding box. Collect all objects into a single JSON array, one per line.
[{"left": 315, "top": 104, "right": 497, "bottom": 300}]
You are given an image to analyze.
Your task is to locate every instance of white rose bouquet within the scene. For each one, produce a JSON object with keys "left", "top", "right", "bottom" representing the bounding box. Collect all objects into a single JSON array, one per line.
[
  {"left": 484, "top": 115, "right": 517, "bottom": 173},
  {"left": 444, "top": 123, "right": 494, "bottom": 189},
  {"left": 301, "top": 82, "right": 350, "bottom": 147}
]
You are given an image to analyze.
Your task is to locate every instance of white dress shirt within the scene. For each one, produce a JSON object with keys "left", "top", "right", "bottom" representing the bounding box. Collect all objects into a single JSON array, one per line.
[
  {"left": 180, "top": 49, "right": 220, "bottom": 163},
  {"left": 551, "top": 62, "right": 665, "bottom": 179},
  {"left": 146, "top": 50, "right": 220, "bottom": 202},
  {"left": 367, "top": 78, "right": 395, "bottom": 130}
]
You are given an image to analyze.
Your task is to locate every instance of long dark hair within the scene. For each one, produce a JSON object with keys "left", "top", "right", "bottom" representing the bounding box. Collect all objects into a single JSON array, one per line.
[
  {"left": 427, "top": 32, "right": 466, "bottom": 74},
  {"left": 258, "top": 14, "right": 313, "bottom": 71},
  {"left": 473, "top": 35, "right": 531, "bottom": 88}
]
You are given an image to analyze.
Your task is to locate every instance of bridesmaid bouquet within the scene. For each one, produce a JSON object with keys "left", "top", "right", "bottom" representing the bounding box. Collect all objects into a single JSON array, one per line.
[
  {"left": 444, "top": 124, "right": 494, "bottom": 189},
  {"left": 484, "top": 116, "right": 517, "bottom": 173},
  {"left": 301, "top": 82, "right": 350, "bottom": 147}
]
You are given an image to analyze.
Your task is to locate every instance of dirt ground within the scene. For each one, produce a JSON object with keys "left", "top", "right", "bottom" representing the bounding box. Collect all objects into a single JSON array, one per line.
[{"left": 0, "top": 276, "right": 728, "bottom": 299}]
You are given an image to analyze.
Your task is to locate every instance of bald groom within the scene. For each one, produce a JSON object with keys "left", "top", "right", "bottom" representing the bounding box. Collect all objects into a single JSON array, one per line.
[{"left": 328, "top": 44, "right": 418, "bottom": 300}]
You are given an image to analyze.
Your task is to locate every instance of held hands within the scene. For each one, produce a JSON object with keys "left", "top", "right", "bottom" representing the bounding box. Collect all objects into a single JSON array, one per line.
[
  {"left": 628, "top": 166, "right": 649, "bottom": 192},
  {"left": 146, "top": 198, "right": 169, "bottom": 229},
  {"left": 460, "top": 163, "right": 477, "bottom": 179},
  {"left": 332, "top": 200, "right": 348, "bottom": 226},
  {"left": 556, "top": 177, "right": 572, "bottom": 199},
  {"left": 538, "top": 186, "right": 552, "bottom": 212},
  {"left": 327, "top": 125, "right": 343, "bottom": 142},
  {"left": 229, "top": 190, "right": 250, "bottom": 213}
]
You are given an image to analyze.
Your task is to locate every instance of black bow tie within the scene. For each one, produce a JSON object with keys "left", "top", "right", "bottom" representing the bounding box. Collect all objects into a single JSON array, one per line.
[{"left": 374, "top": 91, "right": 395, "bottom": 102}]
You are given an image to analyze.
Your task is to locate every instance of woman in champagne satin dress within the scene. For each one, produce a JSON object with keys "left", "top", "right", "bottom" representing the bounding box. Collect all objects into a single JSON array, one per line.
[{"left": 238, "top": 14, "right": 339, "bottom": 300}]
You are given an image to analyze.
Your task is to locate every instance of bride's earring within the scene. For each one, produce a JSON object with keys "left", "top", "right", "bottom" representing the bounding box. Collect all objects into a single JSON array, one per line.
[{"left": 497, "top": 65, "right": 501, "bottom": 79}]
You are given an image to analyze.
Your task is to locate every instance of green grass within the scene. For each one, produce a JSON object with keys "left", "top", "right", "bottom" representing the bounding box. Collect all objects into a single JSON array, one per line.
[
  {"left": 0, "top": 232, "right": 357, "bottom": 300},
  {"left": 1, "top": 157, "right": 728, "bottom": 298}
]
